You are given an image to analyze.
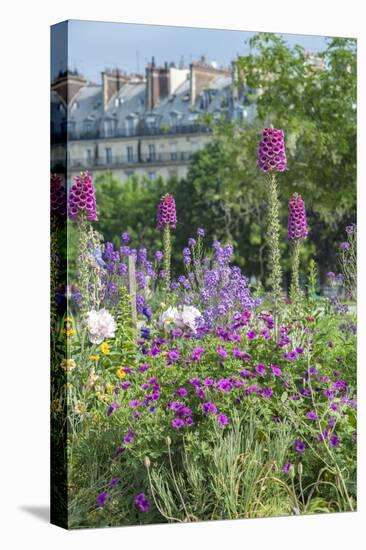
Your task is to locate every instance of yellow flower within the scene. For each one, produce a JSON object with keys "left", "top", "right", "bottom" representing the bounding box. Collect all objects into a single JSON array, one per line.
[
  {"left": 100, "top": 342, "right": 110, "bottom": 355},
  {"left": 63, "top": 317, "right": 76, "bottom": 337},
  {"left": 89, "top": 355, "right": 100, "bottom": 361},
  {"left": 116, "top": 367, "right": 127, "bottom": 379},
  {"left": 161, "top": 351, "right": 168, "bottom": 356},
  {"left": 61, "top": 358, "right": 76, "bottom": 371}
]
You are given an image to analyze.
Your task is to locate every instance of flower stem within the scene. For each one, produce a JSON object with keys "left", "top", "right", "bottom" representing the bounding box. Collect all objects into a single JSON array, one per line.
[
  {"left": 267, "top": 172, "right": 282, "bottom": 326},
  {"left": 163, "top": 224, "right": 171, "bottom": 290},
  {"left": 290, "top": 239, "right": 301, "bottom": 303}
]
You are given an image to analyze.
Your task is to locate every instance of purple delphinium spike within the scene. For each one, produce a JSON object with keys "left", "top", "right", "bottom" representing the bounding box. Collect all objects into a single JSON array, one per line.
[
  {"left": 257, "top": 128, "right": 287, "bottom": 172},
  {"left": 156, "top": 194, "right": 177, "bottom": 231},
  {"left": 68, "top": 170, "right": 98, "bottom": 222},
  {"left": 287, "top": 193, "right": 308, "bottom": 240}
]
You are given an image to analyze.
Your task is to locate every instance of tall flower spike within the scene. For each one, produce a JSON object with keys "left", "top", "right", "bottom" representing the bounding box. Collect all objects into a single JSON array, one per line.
[
  {"left": 157, "top": 194, "right": 176, "bottom": 290},
  {"left": 50, "top": 173, "right": 67, "bottom": 219},
  {"left": 258, "top": 128, "right": 287, "bottom": 172},
  {"left": 288, "top": 193, "right": 308, "bottom": 241},
  {"left": 68, "top": 171, "right": 98, "bottom": 222},
  {"left": 157, "top": 194, "right": 177, "bottom": 231}
]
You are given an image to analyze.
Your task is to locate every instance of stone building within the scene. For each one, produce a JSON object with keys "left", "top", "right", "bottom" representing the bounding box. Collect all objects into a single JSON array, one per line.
[{"left": 51, "top": 57, "right": 256, "bottom": 183}]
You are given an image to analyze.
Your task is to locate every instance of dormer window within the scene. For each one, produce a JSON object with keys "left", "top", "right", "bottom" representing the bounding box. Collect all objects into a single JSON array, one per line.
[
  {"left": 125, "top": 115, "right": 138, "bottom": 137},
  {"left": 83, "top": 120, "right": 93, "bottom": 134},
  {"left": 170, "top": 111, "right": 182, "bottom": 126},
  {"left": 146, "top": 115, "right": 156, "bottom": 129},
  {"left": 103, "top": 119, "right": 116, "bottom": 137}
]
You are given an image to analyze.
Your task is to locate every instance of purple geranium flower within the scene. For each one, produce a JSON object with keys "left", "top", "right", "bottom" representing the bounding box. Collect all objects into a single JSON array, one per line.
[
  {"left": 176, "top": 387, "right": 188, "bottom": 397},
  {"left": 294, "top": 439, "right": 306, "bottom": 453},
  {"left": 282, "top": 462, "right": 292, "bottom": 474},
  {"left": 255, "top": 364, "right": 266, "bottom": 375},
  {"left": 172, "top": 418, "right": 184, "bottom": 429},
  {"left": 202, "top": 401, "right": 218, "bottom": 415},
  {"left": 189, "top": 347, "right": 205, "bottom": 361},
  {"left": 108, "top": 478, "right": 120, "bottom": 487},
  {"left": 306, "top": 410, "right": 318, "bottom": 420},
  {"left": 217, "top": 414, "right": 229, "bottom": 426},
  {"left": 134, "top": 492, "right": 151, "bottom": 512},
  {"left": 217, "top": 378, "right": 233, "bottom": 392},
  {"left": 329, "top": 434, "right": 340, "bottom": 448},
  {"left": 123, "top": 428, "right": 136, "bottom": 445},
  {"left": 96, "top": 491, "right": 108, "bottom": 507},
  {"left": 217, "top": 346, "right": 228, "bottom": 358},
  {"left": 167, "top": 349, "right": 180, "bottom": 363},
  {"left": 107, "top": 402, "right": 119, "bottom": 417},
  {"left": 258, "top": 387, "right": 273, "bottom": 399},
  {"left": 271, "top": 365, "right": 282, "bottom": 376}
]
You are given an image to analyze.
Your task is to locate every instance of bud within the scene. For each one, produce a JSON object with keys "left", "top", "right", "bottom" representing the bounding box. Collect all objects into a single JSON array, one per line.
[
  {"left": 298, "top": 462, "right": 303, "bottom": 476},
  {"left": 144, "top": 456, "right": 151, "bottom": 468},
  {"left": 166, "top": 436, "right": 172, "bottom": 447}
]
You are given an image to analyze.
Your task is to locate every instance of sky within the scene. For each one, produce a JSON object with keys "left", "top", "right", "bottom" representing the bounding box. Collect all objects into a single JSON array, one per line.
[{"left": 51, "top": 19, "right": 331, "bottom": 82}]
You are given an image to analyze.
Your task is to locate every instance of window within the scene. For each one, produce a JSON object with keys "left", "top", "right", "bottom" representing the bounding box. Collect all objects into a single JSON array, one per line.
[
  {"left": 170, "top": 111, "right": 182, "bottom": 126},
  {"left": 125, "top": 170, "right": 135, "bottom": 178},
  {"left": 105, "top": 148, "right": 112, "bottom": 164},
  {"left": 125, "top": 117, "right": 138, "bottom": 137},
  {"left": 104, "top": 119, "right": 116, "bottom": 137},
  {"left": 148, "top": 144, "right": 156, "bottom": 161},
  {"left": 127, "top": 146, "right": 134, "bottom": 163},
  {"left": 67, "top": 121, "right": 75, "bottom": 135},
  {"left": 86, "top": 149, "right": 93, "bottom": 164},
  {"left": 148, "top": 171, "right": 156, "bottom": 181},
  {"left": 146, "top": 116, "right": 156, "bottom": 129},
  {"left": 83, "top": 121, "right": 93, "bottom": 134},
  {"left": 170, "top": 143, "right": 177, "bottom": 161}
]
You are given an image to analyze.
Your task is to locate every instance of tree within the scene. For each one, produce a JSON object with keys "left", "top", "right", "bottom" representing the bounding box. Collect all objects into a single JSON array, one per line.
[{"left": 235, "top": 34, "right": 356, "bottom": 279}]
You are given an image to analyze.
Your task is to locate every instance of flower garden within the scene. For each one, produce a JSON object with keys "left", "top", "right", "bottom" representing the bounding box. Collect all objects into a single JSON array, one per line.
[{"left": 50, "top": 127, "right": 357, "bottom": 529}]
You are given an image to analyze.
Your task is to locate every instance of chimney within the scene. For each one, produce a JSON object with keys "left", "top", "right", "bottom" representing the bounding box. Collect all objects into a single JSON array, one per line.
[
  {"left": 102, "top": 69, "right": 129, "bottom": 112},
  {"left": 189, "top": 61, "right": 231, "bottom": 106},
  {"left": 51, "top": 70, "right": 87, "bottom": 106},
  {"left": 145, "top": 57, "right": 170, "bottom": 110}
]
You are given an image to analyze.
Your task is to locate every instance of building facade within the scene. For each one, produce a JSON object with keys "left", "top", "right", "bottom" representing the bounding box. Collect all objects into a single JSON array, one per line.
[{"left": 51, "top": 57, "right": 256, "bottom": 183}]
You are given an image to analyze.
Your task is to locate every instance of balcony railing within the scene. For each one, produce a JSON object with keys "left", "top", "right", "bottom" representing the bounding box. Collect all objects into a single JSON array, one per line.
[
  {"left": 69, "top": 151, "right": 194, "bottom": 169},
  {"left": 66, "top": 124, "right": 212, "bottom": 141}
]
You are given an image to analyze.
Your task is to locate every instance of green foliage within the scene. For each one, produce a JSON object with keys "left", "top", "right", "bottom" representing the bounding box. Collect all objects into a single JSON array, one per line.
[{"left": 235, "top": 34, "right": 356, "bottom": 278}]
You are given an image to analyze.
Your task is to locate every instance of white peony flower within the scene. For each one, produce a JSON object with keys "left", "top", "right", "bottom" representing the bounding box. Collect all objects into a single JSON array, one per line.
[
  {"left": 86, "top": 308, "right": 117, "bottom": 344},
  {"left": 179, "top": 305, "right": 202, "bottom": 333},
  {"left": 158, "top": 306, "right": 180, "bottom": 331},
  {"left": 158, "top": 305, "right": 202, "bottom": 333}
]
